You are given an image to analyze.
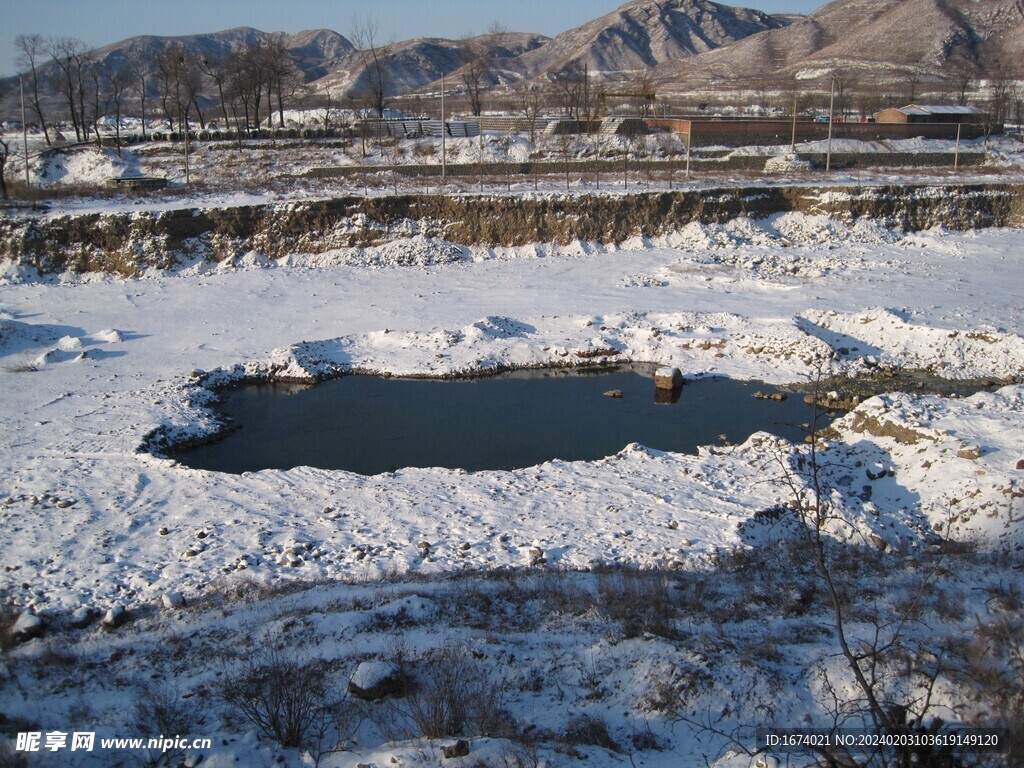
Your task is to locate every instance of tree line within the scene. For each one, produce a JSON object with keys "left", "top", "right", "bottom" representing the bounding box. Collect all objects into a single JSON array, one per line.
[{"left": 14, "top": 32, "right": 311, "bottom": 147}]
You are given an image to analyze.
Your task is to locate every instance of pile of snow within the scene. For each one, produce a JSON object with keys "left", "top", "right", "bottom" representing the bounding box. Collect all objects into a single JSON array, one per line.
[
  {"left": 31, "top": 146, "right": 142, "bottom": 187},
  {"left": 764, "top": 152, "right": 813, "bottom": 173}
]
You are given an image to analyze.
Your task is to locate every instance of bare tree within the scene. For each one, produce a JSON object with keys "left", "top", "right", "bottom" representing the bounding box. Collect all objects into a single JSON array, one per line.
[
  {"left": 906, "top": 67, "right": 923, "bottom": 104},
  {"left": 830, "top": 65, "right": 858, "bottom": 119},
  {"left": 460, "top": 34, "right": 492, "bottom": 117},
  {"left": 351, "top": 16, "right": 392, "bottom": 118},
  {"left": 154, "top": 46, "right": 179, "bottom": 128},
  {"left": 986, "top": 58, "right": 1015, "bottom": 127},
  {"left": 104, "top": 62, "right": 132, "bottom": 156},
  {"left": 762, "top": 379, "right": 958, "bottom": 768},
  {"left": 516, "top": 82, "right": 544, "bottom": 143},
  {"left": 631, "top": 67, "right": 656, "bottom": 118},
  {"left": 15, "top": 34, "right": 52, "bottom": 146},
  {"left": 87, "top": 58, "right": 105, "bottom": 146},
  {"left": 200, "top": 51, "right": 234, "bottom": 130},
  {"left": 259, "top": 36, "right": 302, "bottom": 128},
  {"left": 0, "top": 132, "right": 10, "bottom": 200},
  {"left": 124, "top": 45, "right": 149, "bottom": 140},
  {"left": 48, "top": 36, "right": 90, "bottom": 142},
  {"left": 948, "top": 57, "right": 975, "bottom": 106},
  {"left": 226, "top": 43, "right": 265, "bottom": 137},
  {"left": 551, "top": 63, "right": 585, "bottom": 119},
  {"left": 155, "top": 44, "right": 205, "bottom": 133}
]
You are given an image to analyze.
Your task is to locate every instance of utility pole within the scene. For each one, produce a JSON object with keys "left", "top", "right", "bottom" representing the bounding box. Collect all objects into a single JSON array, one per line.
[
  {"left": 825, "top": 75, "right": 835, "bottom": 173},
  {"left": 950, "top": 121, "right": 958, "bottom": 171},
  {"left": 790, "top": 92, "right": 798, "bottom": 152},
  {"left": 21, "top": 76, "right": 30, "bottom": 189},
  {"left": 441, "top": 72, "right": 446, "bottom": 181}
]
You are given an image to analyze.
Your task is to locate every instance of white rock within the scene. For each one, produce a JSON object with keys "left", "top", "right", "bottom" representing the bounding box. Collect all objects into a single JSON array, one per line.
[{"left": 161, "top": 592, "right": 185, "bottom": 609}]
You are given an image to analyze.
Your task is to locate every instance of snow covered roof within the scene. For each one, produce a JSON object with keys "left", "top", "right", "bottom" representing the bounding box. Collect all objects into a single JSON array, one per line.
[{"left": 902, "top": 104, "right": 982, "bottom": 115}]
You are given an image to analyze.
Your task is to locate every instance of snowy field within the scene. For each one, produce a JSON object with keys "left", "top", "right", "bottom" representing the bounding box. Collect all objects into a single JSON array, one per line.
[{"left": 1, "top": 140, "right": 1023, "bottom": 766}]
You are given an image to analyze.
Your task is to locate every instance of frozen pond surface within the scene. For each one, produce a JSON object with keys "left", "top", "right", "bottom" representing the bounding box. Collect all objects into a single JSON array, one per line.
[{"left": 175, "top": 367, "right": 819, "bottom": 474}]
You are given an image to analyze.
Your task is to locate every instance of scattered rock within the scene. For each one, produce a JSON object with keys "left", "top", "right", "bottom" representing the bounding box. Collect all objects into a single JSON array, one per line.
[
  {"left": 69, "top": 606, "right": 94, "bottom": 628},
  {"left": 442, "top": 740, "right": 470, "bottom": 759},
  {"left": 603, "top": 389, "right": 623, "bottom": 398},
  {"left": 102, "top": 604, "right": 128, "bottom": 629},
  {"left": 866, "top": 465, "right": 887, "bottom": 481},
  {"left": 869, "top": 534, "right": 888, "bottom": 552},
  {"left": 161, "top": 592, "right": 185, "bottom": 610},
  {"left": 9, "top": 612, "right": 44, "bottom": 643},
  {"left": 348, "top": 661, "right": 409, "bottom": 701},
  {"left": 958, "top": 446, "right": 982, "bottom": 460},
  {"left": 1017, "top": 459, "right": 1024, "bottom": 470}
]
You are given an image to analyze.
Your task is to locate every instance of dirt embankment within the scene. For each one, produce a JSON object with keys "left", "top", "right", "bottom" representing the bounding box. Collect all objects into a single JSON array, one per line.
[{"left": 2, "top": 183, "right": 1022, "bottom": 277}]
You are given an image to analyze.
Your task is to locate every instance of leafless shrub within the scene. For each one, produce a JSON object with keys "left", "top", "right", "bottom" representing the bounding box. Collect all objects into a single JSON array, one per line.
[
  {"left": 405, "top": 643, "right": 512, "bottom": 739},
  {"left": 561, "top": 714, "right": 618, "bottom": 752},
  {"left": 538, "top": 570, "right": 595, "bottom": 618},
  {"left": 951, "top": 602, "right": 1024, "bottom": 763},
  {"left": 217, "top": 650, "right": 332, "bottom": 748},
  {"left": 637, "top": 659, "right": 714, "bottom": 716},
  {"left": 130, "top": 682, "right": 198, "bottom": 767},
  {"left": 596, "top": 568, "right": 676, "bottom": 639},
  {"left": 495, "top": 739, "right": 541, "bottom": 768},
  {"left": 412, "top": 141, "right": 435, "bottom": 158},
  {"left": 630, "top": 724, "right": 668, "bottom": 752},
  {"left": 131, "top": 681, "right": 198, "bottom": 736}
]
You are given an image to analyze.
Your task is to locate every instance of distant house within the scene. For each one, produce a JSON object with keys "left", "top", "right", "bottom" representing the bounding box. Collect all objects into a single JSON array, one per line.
[{"left": 875, "top": 104, "right": 987, "bottom": 124}]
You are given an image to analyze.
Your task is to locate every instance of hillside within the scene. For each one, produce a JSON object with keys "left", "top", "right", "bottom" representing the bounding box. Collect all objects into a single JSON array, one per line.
[
  {"left": 489, "top": 0, "right": 790, "bottom": 80},
  {"left": 657, "top": 0, "right": 1024, "bottom": 90}
]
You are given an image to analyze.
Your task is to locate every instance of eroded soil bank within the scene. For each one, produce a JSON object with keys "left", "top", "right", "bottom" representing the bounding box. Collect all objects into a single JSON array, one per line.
[{"left": 2, "top": 182, "right": 1023, "bottom": 276}]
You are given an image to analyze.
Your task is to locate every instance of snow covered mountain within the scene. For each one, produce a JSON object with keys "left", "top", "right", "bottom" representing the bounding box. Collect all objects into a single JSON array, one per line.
[{"left": 492, "top": 0, "right": 790, "bottom": 79}]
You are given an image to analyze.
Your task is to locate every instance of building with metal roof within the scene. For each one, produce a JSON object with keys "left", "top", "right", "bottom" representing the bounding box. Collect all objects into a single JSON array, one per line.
[{"left": 875, "top": 104, "right": 987, "bottom": 124}]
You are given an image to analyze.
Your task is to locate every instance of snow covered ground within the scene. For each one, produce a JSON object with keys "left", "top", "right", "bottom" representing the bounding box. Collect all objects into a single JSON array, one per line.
[{"left": 1, "top": 181, "right": 1023, "bottom": 766}]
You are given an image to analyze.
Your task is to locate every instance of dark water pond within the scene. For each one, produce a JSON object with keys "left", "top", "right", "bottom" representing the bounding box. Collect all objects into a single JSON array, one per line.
[{"left": 174, "top": 367, "right": 824, "bottom": 475}]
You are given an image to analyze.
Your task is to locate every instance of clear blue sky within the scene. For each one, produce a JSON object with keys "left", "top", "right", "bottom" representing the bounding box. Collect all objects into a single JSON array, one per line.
[{"left": 4, "top": 0, "right": 822, "bottom": 77}]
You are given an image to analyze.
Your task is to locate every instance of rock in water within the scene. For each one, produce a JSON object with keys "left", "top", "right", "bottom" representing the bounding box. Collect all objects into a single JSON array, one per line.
[{"left": 654, "top": 367, "right": 683, "bottom": 390}]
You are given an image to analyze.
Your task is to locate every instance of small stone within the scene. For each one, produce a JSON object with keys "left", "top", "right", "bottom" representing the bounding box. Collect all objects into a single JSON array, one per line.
[
  {"left": 158, "top": 527, "right": 169, "bottom": 536},
  {"left": 56, "top": 499, "right": 74, "bottom": 509},
  {"left": 70, "top": 606, "right": 94, "bottom": 628},
  {"left": 161, "top": 592, "right": 185, "bottom": 610},
  {"left": 417, "top": 541, "right": 431, "bottom": 551},
  {"left": 869, "top": 534, "right": 888, "bottom": 552},
  {"left": 442, "top": 740, "right": 470, "bottom": 759},
  {"left": 1016, "top": 459, "right": 1024, "bottom": 470},
  {"left": 603, "top": 389, "right": 623, "bottom": 398},
  {"left": 460, "top": 542, "right": 471, "bottom": 551},
  {"left": 195, "top": 530, "right": 208, "bottom": 539},
  {"left": 958, "top": 446, "right": 982, "bottom": 460},
  {"left": 103, "top": 604, "right": 128, "bottom": 629}
]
